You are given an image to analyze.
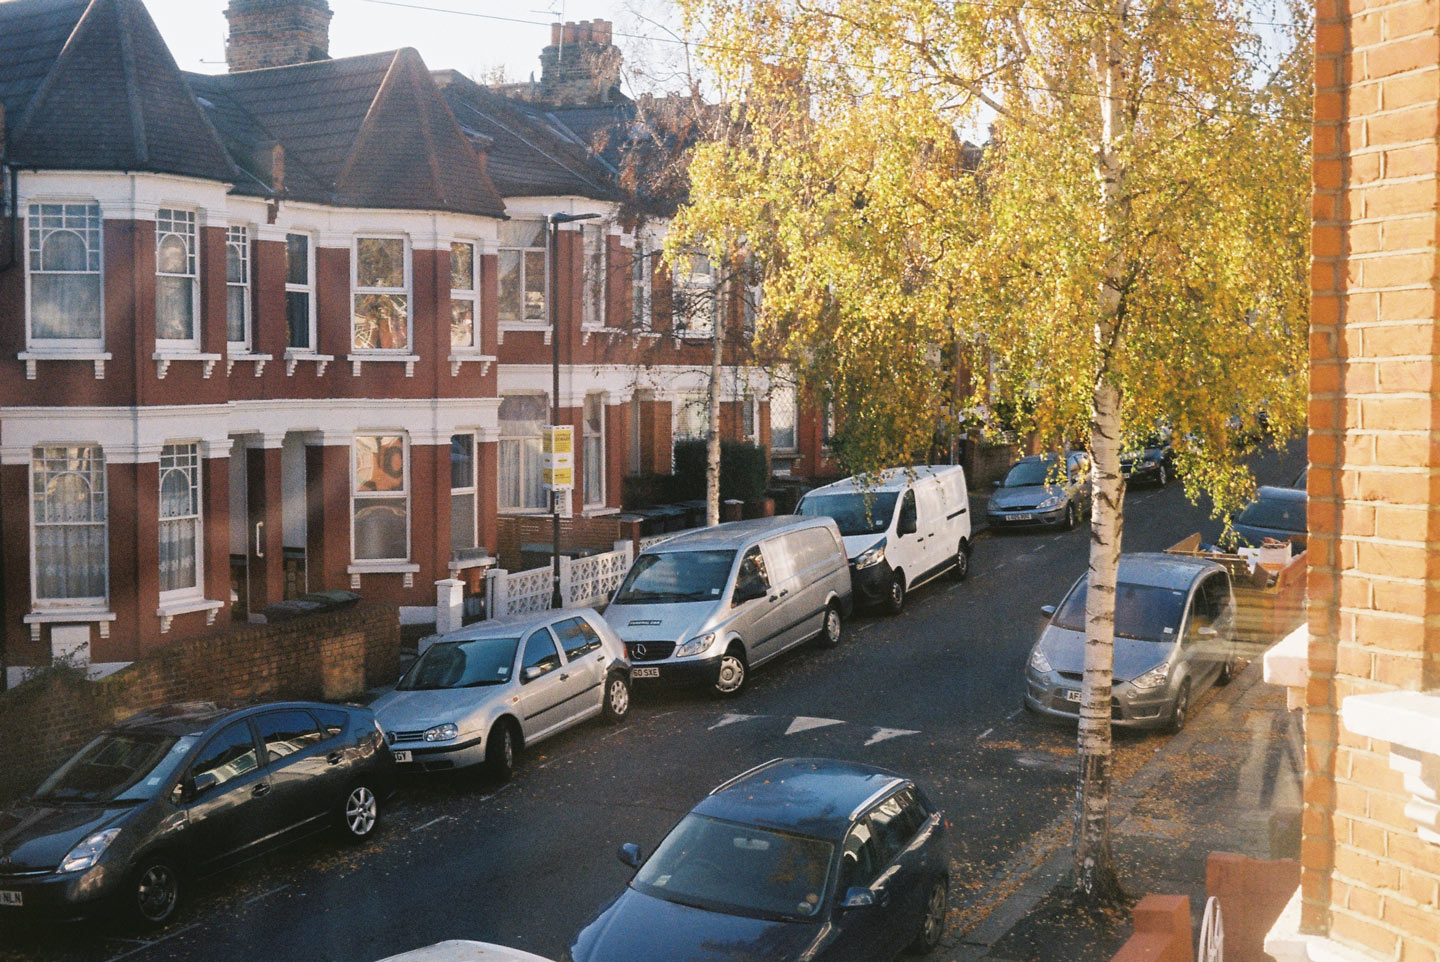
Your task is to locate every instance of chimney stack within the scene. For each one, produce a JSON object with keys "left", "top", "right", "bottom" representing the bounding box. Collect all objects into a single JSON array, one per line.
[
  {"left": 540, "top": 20, "right": 622, "bottom": 105},
  {"left": 225, "top": 0, "right": 334, "bottom": 73}
]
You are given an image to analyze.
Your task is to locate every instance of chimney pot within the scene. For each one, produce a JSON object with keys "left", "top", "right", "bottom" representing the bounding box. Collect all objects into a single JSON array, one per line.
[
  {"left": 225, "top": 0, "right": 334, "bottom": 72},
  {"left": 550, "top": 22, "right": 561, "bottom": 45}
]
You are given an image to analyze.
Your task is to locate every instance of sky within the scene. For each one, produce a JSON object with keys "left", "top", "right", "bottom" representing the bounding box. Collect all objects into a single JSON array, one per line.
[{"left": 144, "top": 0, "right": 684, "bottom": 90}]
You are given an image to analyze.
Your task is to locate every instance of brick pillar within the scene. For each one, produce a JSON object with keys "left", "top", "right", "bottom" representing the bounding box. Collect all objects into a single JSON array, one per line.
[
  {"left": 606, "top": 400, "right": 629, "bottom": 508},
  {"left": 202, "top": 451, "right": 231, "bottom": 617},
  {"left": 1309, "top": 0, "right": 1440, "bottom": 956},
  {"left": 412, "top": 442, "right": 448, "bottom": 586},
  {"left": 306, "top": 444, "right": 350, "bottom": 592},
  {"left": 246, "top": 445, "right": 285, "bottom": 612}
]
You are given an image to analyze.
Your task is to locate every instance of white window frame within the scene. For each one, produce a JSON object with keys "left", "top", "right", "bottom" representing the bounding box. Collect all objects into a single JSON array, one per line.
[
  {"left": 631, "top": 238, "right": 652, "bottom": 330},
  {"left": 584, "top": 394, "right": 606, "bottom": 507},
  {"left": 351, "top": 234, "right": 413, "bottom": 353},
  {"left": 582, "top": 224, "right": 606, "bottom": 329},
  {"left": 25, "top": 201, "right": 105, "bottom": 351},
  {"left": 31, "top": 445, "right": 109, "bottom": 608},
  {"left": 225, "top": 226, "right": 252, "bottom": 351},
  {"left": 158, "top": 442, "right": 204, "bottom": 601},
  {"left": 450, "top": 240, "right": 482, "bottom": 351},
  {"left": 285, "top": 231, "right": 316, "bottom": 352},
  {"left": 155, "top": 208, "right": 201, "bottom": 350},
  {"left": 675, "top": 251, "right": 717, "bottom": 338},
  {"left": 351, "top": 434, "right": 411, "bottom": 564},
  {"left": 498, "top": 393, "right": 549, "bottom": 513},
  {"left": 675, "top": 393, "right": 709, "bottom": 442},
  {"left": 498, "top": 219, "right": 548, "bottom": 326},
  {"left": 741, "top": 394, "right": 758, "bottom": 443},
  {"left": 450, "top": 432, "right": 479, "bottom": 554},
  {"left": 771, "top": 382, "right": 798, "bottom": 453}
]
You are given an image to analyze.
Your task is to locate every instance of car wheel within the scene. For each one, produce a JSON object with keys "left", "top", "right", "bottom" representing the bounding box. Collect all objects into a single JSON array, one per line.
[
  {"left": 603, "top": 671, "right": 631, "bottom": 722},
  {"left": 486, "top": 720, "right": 520, "bottom": 779},
  {"left": 1216, "top": 653, "right": 1240, "bottom": 686},
  {"left": 714, "top": 646, "right": 747, "bottom": 697},
  {"left": 1064, "top": 502, "right": 1078, "bottom": 530},
  {"left": 1157, "top": 463, "right": 1168, "bottom": 487},
  {"left": 819, "top": 603, "right": 843, "bottom": 648},
  {"left": 909, "top": 877, "right": 948, "bottom": 954},
  {"left": 885, "top": 573, "right": 906, "bottom": 614},
  {"left": 129, "top": 856, "right": 182, "bottom": 927},
  {"left": 340, "top": 781, "right": 379, "bottom": 840},
  {"left": 953, "top": 540, "right": 971, "bottom": 581},
  {"left": 1169, "top": 680, "right": 1192, "bottom": 733}
]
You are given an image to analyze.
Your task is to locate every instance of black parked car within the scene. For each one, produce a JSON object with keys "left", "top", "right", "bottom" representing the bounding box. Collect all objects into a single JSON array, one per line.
[
  {"left": 1120, "top": 432, "right": 1176, "bottom": 487},
  {"left": 0, "top": 700, "right": 391, "bottom": 926}
]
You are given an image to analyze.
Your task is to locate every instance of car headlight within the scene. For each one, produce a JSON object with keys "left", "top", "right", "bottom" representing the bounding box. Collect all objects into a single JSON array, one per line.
[
  {"left": 423, "top": 723, "right": 459, "bottom": 742},
  {"left": 58, "top": 828, "right": 121, "bottom": 873},
  {"left": 1028, "top": 648, "right": 1052, "bottom": 673},
  {"left": 853, "top": 540, "right": 887, "bottom": 569},
  {"left": 676, "top": 631, "right": 716, "bottom": 658},
  {"left": 1037, "top": 495, "right": 1064, "bottom": 510},
  {"left": 1129, "top": 665, "right": 1169, "bottom": 690}
]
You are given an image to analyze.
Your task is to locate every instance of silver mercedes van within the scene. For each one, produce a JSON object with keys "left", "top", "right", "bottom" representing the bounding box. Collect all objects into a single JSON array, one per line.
[{"left": 604, "top": 516, "right": 853, "bottom": 696}]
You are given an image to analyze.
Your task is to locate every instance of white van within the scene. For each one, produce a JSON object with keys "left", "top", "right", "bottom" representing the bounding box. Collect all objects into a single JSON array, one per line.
[{"left": 796, "top": 465, "right": 971, "bottom": 613}]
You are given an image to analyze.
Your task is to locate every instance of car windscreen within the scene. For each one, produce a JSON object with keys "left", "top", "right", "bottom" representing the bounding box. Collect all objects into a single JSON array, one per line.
[
  {"left": 1002, "top": 458, "right": 1058, "bottom": 487},
  {"left": 614, "top": 550, "right": 736, "bottom": 605},
  {"left": 631, "top": 813, "right": 835, "bottom": 922},
  {"left": 35, "top": 731, "right": 198, "bottom": 803},
  {"left": 1238, "top": 496, "right": 1306, "bottom": 532},
  {"left": 1053, "top": 579, "right": 1189, "bottom": 641},
  {"left": 397, "top": 637, "right": 521, "bottom": 690},
  {"left": 796, "top": 492, "right": 899, "bottom": 536}
]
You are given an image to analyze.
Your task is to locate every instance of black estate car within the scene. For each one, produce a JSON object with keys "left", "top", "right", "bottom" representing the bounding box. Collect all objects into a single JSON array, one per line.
[{"left": 0, "top": 700, "right": 391, "bottom": 926}]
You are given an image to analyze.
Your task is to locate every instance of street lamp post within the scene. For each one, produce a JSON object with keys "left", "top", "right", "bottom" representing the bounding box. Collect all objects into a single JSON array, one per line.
[{"left": 548, "top": 211, "right": 600, "bottom": 608}]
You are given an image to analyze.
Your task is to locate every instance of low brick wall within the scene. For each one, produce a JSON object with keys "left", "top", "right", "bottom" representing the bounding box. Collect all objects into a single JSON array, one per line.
[
  {"left": 496, "top": 515, "right": 626, "bottom": 569},
  {"left": 0, "top": 604, "right": 398, "bottom": 806},
  {"left": 1112, "top": 895, "right": 1194, "bottom": 962}
]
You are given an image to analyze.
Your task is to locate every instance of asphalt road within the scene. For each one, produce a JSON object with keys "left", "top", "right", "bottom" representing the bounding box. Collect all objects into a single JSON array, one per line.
[{"left": 0, "top": 446, "right": 1303, "bottom": 962}]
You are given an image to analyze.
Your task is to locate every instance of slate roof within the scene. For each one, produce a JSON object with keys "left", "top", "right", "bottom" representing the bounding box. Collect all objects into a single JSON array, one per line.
[
  {"left": 434, "top": 70, "right": 615, "bottom": 201},
  {"left": 2, "top": 0, "right": 235, "bottom": 182}
]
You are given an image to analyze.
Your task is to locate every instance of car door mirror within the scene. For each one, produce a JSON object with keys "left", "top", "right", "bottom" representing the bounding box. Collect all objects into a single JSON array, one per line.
[
  {"left": 840, "top": 887, "right": 880, "bottom": 910},
  {"left": 992, "top": 479, "right": 1002, "bottom": 488},
  {"left": 733, "top": 581, "right": 766, "bottom": 605},
  {"left": 522, "top": 665, "right": 545, "bottom": 682},
  {"left": 1197, "top": 626, "right": 1218, "bottom": 637},
  {"left": 1040, "top": 605, "right": 1056, "bottom": 617},
  {"left": 191, "top": 772, "right": 218, "bottom": 796},
  {"left": 617, "top": 842, "right": 642, "bottom": 869}
]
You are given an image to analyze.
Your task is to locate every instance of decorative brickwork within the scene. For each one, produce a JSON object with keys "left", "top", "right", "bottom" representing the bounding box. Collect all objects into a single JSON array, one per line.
[
  {"left": 225, "top": 0, "right": 332, "bottom": 73},
  {"left": 1306, "top": 0, "right": 1440, "bottom": 956},
  {"left": 539, "top": 20, "right": 623, "bottom": 105}
]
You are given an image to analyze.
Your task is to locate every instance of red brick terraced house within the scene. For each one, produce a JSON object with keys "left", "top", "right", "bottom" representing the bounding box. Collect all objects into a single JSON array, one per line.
[{"left": 0, "top": 0, "right": 818, "bottom": 685}]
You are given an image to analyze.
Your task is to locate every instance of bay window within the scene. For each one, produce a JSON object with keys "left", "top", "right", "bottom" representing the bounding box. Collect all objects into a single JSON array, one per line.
[
  {"left": 451, "top": 241, "right": 480, "bottom": 350},
  {"left": 27, "top": 202, "right": 103, "bottom": 347},
  {"left": 631, "top": 239, "right": 651, "bottom": 330},
  {"left": 674, "top": 252, "right": 716, "bottom": 337},
  {"left": 584, "top": 394, "right": 605, "bottom": 507},
  {"left": 32, "top": 446, "right": 108, "bottom": 604},
  {"left": 353, "top": 436, "right": 409, "bottom": 561},
  {"left": 498, "top": 220, "right": 546, "bottom": 324},
  {"left": 285, "top": 232, "right": 314, "bottom": 350},
  {"left": 226, "top": 226, "right": 251, "bottom": 348},
  {"left": 583, "top": 224, "right": 605, "bottom": 327},
  {"left": 450, "top": 433, "right": 477, "bottom": 552},
  {"left": 499, "top": 394, "right": 547, "bottom": 511},
  {"left": 675, "top": 394, "right": 709, "bottom": 441},
  {"left": 352, "top": 236, "right": 410, "bottom": 351},
  {"left": 771, "top": 383, "right": 797, "bottom": 452},
  {"left": 155, "top": 208, "right": 199, "bottom": 345},
  {"left": 158, "top": 443, "right": 202, "bottom": 595}
]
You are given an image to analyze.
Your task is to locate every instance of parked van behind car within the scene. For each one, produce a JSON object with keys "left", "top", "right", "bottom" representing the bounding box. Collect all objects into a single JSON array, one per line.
[
  {"left": 796, "top": 465, "right": 972, "bottom": 614},
  {"left": 604, "top": 516, "right": 853, "bottom": 697}
]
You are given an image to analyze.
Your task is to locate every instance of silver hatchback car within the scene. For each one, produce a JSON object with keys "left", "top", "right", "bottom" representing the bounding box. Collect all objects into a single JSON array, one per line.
[
  {"left": 371, "top": 608, "right": 630, "bottom": 778},
  {"left": 1023, "top": 554, "right": 1240, "bottom": 731}
]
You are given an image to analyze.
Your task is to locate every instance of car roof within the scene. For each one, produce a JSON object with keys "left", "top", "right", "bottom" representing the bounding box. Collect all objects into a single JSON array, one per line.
[
  {"left": 432, "top": 607, "right": 600, "bottom": 643},
  {"left": 1253, "top": 485, "right": 1308, "bottom": 503},
  {"left": 694, "top": 758, "right": 907, "bottom": 840},
  {"left": 372, "top": 940, "right": 559, "bottom": 962},
  {"left": 646, "top": 516, "right": 835, "bottom": 552},
  {"left": 1114, "top": 552, "right": 1225, "bottom": 591},
  {"left": 113, "top": 700, "right": 350, "bottom": 738},
  {"left": 804, "top": 465, "right": 961, "bottom": 496}
]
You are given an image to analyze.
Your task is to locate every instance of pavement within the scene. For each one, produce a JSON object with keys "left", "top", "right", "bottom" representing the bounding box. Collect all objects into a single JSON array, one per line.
[{"left": 945, "top": 658, "right": 1304, "bottom": 961}]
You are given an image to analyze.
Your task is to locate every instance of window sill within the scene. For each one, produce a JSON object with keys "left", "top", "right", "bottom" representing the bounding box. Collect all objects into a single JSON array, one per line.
[
  {"left": 226, "top": 352, "right": 272, "bottom": 377},
  {"left": 18, "top": 351, "right": 113, "bottom": 381},
  {"left": 347, "top": 562, "right": 420, "bottom": 589},
  {"left": 448, "top": 352, "right": 497, "bottom": 377},
  {"left": 499, "top": 508, "right": 553, "bottom": 517},
  {"left": 153, "top": 351, "right": 222, "bottom": 380},
  {"left": 347, "top": 354, "right": 420, "bottom": 378},
  {"left": 498, "top": 322, "right": 551, "bottom": 346},
  {"left": 284, "top": 351, "right": 334, "bottom": 377},
  {"left": 156, "top": 597, "right": 224, "bottom": 633},
  {"left": 448, "top": 555, "right": 497, "bottom": 572},
  {"left": 1342, "top": 689, "right": 1440, "bottom": 846},
  {"left": 582, "top": 506, "right": 620, "bottom": 518},
  {"left": 581, "top": 326, "right": 627, "bottom": 345},
  {"left": 24, "top": 607, "right": 116, "bottom": 640}
]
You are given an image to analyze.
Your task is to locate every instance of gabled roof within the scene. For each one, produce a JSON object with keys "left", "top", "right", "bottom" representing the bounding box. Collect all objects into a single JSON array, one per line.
[
  {"left": 435, "top": 69, "right": 616, "bottom": 201},
  {"left": 3, "top": 0, "right": 235, "bottom": 182},
  {"left": 190, "top": 49, "right": 504, "bottom": 216}
]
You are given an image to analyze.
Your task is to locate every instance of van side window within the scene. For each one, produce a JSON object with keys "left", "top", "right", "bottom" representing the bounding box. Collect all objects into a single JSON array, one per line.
[
  {"left": 736, "top": 547, "right": 770, "bottom": 595},
  {"left": 898, "top": 491, "right": 918, "bottom": 533}
]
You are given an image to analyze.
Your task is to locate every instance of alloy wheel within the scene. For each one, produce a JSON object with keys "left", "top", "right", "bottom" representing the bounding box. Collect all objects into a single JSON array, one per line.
[
  {"left": 134, "top": 862, "right": 179, "bottom": 924},
  {"left": 716, "top": 652, "right": 746, "bottom": 694},
  {"left": 345, "top": 785, "right": 377, "bottom": 837}
]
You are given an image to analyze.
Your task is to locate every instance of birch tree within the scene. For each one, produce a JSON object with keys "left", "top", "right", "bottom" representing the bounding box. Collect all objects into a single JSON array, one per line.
[{"left": 669, "top": 0, "right": 1310, "bottom": 901}]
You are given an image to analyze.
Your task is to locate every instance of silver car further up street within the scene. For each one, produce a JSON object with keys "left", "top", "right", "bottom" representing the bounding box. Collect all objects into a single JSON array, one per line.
[{"left": 371, "top": 608, "right": 631, "bottom": 779}]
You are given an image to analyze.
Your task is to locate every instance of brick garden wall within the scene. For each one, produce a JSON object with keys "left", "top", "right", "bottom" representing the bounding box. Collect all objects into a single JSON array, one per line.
[
  {"left": 1307, "top": 0, "right": 1440, "bottom": 956},
  {"left": 495, "top": 515, "right": 626, "bottom": 570},
  {"left": 0, "top": 604, "right": 398, "bottom": 806}
]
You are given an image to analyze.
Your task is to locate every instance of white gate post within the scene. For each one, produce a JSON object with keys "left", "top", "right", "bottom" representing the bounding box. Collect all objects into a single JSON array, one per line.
[
  {"left": 488, "top": 568, "right": 508, "bottom": 619},
  {"left": 434, "top": 579, "right": 464, "bottom": 636},
  {"left": 558, "top": 555, "right": 573, "bottom": 608}
]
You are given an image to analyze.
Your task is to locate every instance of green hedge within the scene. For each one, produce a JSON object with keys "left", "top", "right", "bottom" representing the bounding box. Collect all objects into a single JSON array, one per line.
[{"left": 672, "top": 439, "right": 770, "bottom": 503}]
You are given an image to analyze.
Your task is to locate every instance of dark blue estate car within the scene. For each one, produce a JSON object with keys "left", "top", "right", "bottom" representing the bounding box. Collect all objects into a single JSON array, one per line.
[{"left": 567, "top": 758, "right": 949, "bottom": 962}]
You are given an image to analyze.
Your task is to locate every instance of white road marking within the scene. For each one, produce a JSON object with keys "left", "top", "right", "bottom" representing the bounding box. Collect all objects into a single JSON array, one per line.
[
  {"left": 411, "top": 815, "right": 456, "bottom": 833},
  {"left": 709, "top": 713, "right": 762, "bottom": 731},
  {"left": 244, "top": 884, "right": 291, "bottom": 905},
  {"left": 864, "top": 727, "right": 920, "bottom": 746},
  {"left": 104, "top": 924, "right": 198, "bottom": 962},
  {"left": 1006, "top": 708, "right": 1024, "bottom": 720},
  {"left": 786, "top": 716, "right": 846, "bottom": 736},
  {"left": 978, "top": 728, "right": 994, "bottom": 740}
]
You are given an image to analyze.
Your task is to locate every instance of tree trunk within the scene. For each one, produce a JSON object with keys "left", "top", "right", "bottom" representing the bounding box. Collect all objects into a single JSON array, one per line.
[{"left": 706, "top": 298, "right": 723, "bottom": 527}]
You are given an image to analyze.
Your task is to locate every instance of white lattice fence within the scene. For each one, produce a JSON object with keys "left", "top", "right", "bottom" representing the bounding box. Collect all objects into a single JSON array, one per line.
[
  {"left": 486, "top": 565, "right": 553, "bottom": 618},
  {"left": 638, "top": 534, "right": 674, "bottom": 552},
  {"left": 563, "top": 545, "right": 634, "bottom": 608}
]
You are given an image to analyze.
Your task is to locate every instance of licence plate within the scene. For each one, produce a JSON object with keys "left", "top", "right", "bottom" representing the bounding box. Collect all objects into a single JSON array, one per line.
[
  {"left": 392, "top": 750, "right": 412, "bottom": 763},
  {"left": 1008, "top": 513, "right": 1034, "bottom": 521},
  {"left": 632, "top": 666, "right": 660, "bottom": 679},
  {"left": 0, "top": 891, "right": 21, "bottom": 907},
  {"left": 1064, "top": 689, "right": 1082, "bottom": 703}
]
